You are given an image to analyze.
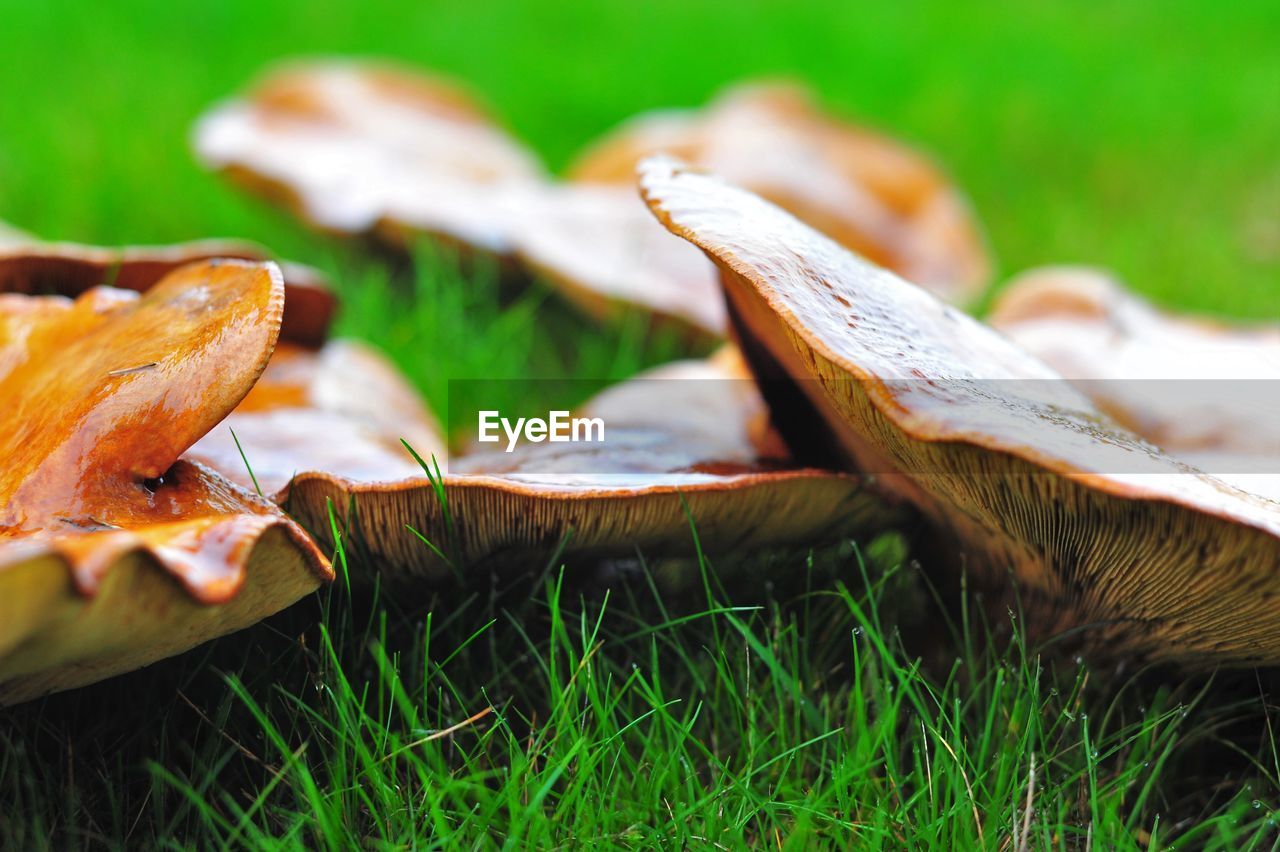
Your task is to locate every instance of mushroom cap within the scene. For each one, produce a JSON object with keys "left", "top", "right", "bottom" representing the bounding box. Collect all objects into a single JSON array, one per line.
[
  {"left": 195, "top": 59, "right": 545, "bottom": 252},
  {"left": 990, "top": 266, "right": 1280, "bottom": 503},
  {"left": 0, "top": 229, "right": 337, "bottom": 347},
  {"left": 188, "top": 339, "right": 448, "bottom": 497},
  {"left": 640, "top": 156, "right": 1280, "bottom": 664},
  {"left": 0, "top": 261, "right": 287, "bottom": 517},
  {"left": 572, "top": 82, "right": 990, "bottom": 305},
  {"left": 0, "top": 462, "right": 328, "bottom": 705},
  {"left": 188, "top": 334, "right": 898, "bottom": 581},
  {"left": 501, "top": 183, "right": 724, "bottom": 336},
  {"left": 0, "top": 261, "right": 330, "bottom": 704},
  {"left": 288, "top": 468, "right": 882, "bottom": 582}
]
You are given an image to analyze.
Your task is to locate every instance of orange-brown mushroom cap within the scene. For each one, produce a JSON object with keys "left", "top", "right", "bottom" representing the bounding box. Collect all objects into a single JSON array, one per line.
[
  {"left": 640, "top": 156, "right": 1280, "bottom": 664},
  {"left": 0, "top": 261, "right": 330, "bottom": 704},
  {"left": 573, "top": 83, "right": 990, "bottom": 305},
  {"left": 1, "top": 261, "right": 288, "bottom": 523}
]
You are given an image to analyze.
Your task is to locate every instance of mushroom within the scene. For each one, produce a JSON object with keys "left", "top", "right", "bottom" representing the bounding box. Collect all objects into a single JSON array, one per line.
[
  {"left": 187, "top": 338, "right": 898, "bottom": 581},
  {"left": 0, "top": 260, "right": 331, "bottom": 704},
  {"left": 571, "top": 82, "right": 990, "bottom": 305},
  {"left": 990, "top": 266, "right": 1280, "bottom": 500},
  {"left": 640, "top": 157, "right": 1280, "bottom": 664}
]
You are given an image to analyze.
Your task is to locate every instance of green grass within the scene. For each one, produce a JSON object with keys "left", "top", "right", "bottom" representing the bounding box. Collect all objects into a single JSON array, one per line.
[
  {"left": 2, "top": 0, "right": 1280, "bottom": 847},
  {"left": 7, "top": 530, "right": 1280, "bottom": 848}
]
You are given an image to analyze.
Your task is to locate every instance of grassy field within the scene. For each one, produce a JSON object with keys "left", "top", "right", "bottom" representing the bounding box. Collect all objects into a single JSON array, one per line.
[{"left": 2, "top": 0, "right": 1279, "bottom": 847}]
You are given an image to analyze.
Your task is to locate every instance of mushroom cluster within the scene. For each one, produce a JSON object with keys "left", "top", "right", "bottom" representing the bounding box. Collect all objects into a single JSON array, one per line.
[{"left": 2, "top": 60, "right": 1276, "bottom": 703}]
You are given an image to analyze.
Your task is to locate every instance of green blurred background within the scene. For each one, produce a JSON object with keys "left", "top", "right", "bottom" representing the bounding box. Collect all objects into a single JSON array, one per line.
[{"left": 1, "top": 0, "right": 1277, "bottom": 317}]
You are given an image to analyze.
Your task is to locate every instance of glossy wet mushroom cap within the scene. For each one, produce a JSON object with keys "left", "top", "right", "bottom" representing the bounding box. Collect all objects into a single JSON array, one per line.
[{"left": 0, "top": 261, "right": 330, "bottom": 704}]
